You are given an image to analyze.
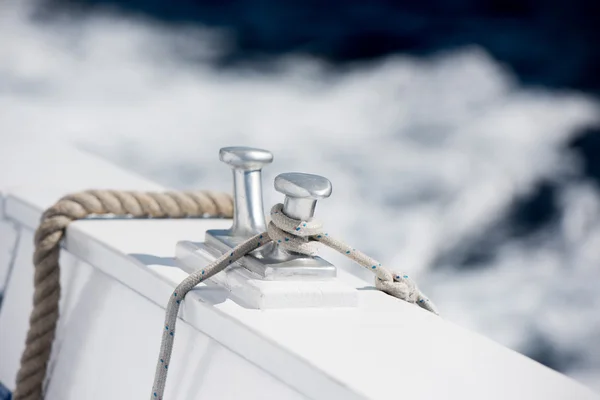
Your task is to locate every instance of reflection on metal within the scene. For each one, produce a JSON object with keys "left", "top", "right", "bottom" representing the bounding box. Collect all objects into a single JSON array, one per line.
[
  {"left": 219, "top": 146, "right": 272, "bottom": 237},
  {"left": 196, "top": 147, "right": 336, "bottom": 279},
  {"left": 276, "top": 172, "right": 332, "bottom": 220},
  {"left": 259, "top": 172, "right": 333, "bottom": 266}
]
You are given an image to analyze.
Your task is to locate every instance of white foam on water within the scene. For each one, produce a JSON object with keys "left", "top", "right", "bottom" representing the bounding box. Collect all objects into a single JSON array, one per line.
[{"left": 2, "top": 0, "right": 600, "bottom": 391}]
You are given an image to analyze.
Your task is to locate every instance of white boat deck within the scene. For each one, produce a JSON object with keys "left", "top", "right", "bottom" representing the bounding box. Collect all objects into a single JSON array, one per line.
[{"left": 0, "top": 141, "right": 597, "bottom": 400}]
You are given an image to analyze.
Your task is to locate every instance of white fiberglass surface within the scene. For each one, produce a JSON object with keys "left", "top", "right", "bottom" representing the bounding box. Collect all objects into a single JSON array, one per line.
[{"left": 1, "top": 0, "right": 600, "bottom": 392}]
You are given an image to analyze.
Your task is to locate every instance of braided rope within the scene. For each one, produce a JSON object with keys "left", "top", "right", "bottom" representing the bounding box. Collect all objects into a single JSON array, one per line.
[
  {"left": 151, "top": 232, "right": 265, "bottom": 399},
  {"left": 17, "top": 189, "right": 436, "bottom": 400},
  {"left": 267, "top": 203, "right": 437, "bottom": 313},
  {"left": 14, "top": 190, "right": 233, "bottom": 400},
  {"left": 151, "top": 203, "right": 437, "bottom": 399}
]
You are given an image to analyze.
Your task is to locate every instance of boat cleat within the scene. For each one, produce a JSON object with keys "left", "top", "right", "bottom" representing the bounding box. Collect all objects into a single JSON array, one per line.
[{"left": 175, "top": 146, "right": 357, "bottom": 308}]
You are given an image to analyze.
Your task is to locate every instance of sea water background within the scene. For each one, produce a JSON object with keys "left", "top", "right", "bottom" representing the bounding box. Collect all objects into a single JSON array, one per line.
[{"left": 1, "top": 0, "right": 600, "bottom": 392}]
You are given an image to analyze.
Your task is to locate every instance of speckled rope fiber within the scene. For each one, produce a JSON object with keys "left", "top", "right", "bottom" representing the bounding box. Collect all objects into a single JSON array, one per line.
[
  {"left": 151, "top": 203, "right": 437, "bottom": 399},
  {"left": 267, "top": 203, "right": 438, "bottom": 313},
  {"left": 14, "top": 190, "right": 233, "bottom": 400},
  {"left": 151, "top": 232, "right": 265, "bottom": 400}
]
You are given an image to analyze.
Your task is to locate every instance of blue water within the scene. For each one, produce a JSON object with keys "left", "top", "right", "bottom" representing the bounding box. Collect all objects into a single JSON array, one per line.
[{"left": 42, "top": 0, "right": 600, "bottom": 94}]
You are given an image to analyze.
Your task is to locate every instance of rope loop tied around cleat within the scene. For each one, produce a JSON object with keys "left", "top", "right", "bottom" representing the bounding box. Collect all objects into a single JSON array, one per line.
[
  {"left": 266, "top": 203, "right": 437, "bottom": 312},
  {"left": 152, "top": 203, "right": 438, "bottom": 398},
  {"left": 14, "top": 189, "right": 437, "bottom": 400}
]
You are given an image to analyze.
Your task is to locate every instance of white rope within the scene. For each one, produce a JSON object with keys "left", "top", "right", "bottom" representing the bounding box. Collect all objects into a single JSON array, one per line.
[
  {"left": 267, "top": 204, "right": 437, "bottom": 312},
  {"left": 151, "top": 203, "right": 438, "bottom": 399}
]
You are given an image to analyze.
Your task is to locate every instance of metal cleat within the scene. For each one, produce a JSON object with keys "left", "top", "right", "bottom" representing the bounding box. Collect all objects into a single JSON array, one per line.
[
  {"left": 203, "top": 148, "right": 336, "bottom": 279},
  {"left": 205, "top": 146, "right": 271, "bottom": 244},
  {"left": 175, "top": 146, "right": 356, "bottom": 309}
]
